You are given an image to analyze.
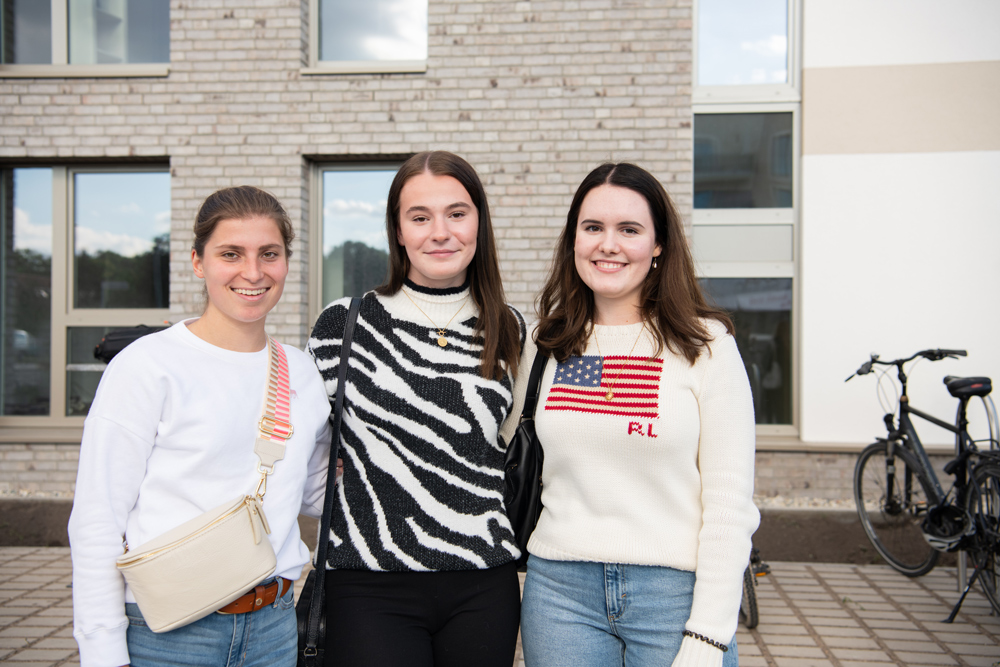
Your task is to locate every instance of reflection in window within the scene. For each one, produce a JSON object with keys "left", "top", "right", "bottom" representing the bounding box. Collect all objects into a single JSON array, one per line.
[
  {"left": 694, "top": 113, "right": 793, "bottom": 209},
  {"left": 65, "top": 326, "right": 113, "bottom": 416},
  {"left": 698, "top": 0, "right": 787, "bottom": 86},
  {"left": 1, "top": 169, "right": 53, "bottom": 415},
  {"left": 68, "top": 0, "right": 169, "bottom": 64},
  {"left": 321, "top": 169, "right": 396, "bottom": 305},
  {"left": 702, "top": 278, "right": 792, "bottom": 424},
  {"left": 319, "top": 0, "right": 427, "bottom": 62},
  {"left": 0, "top": 0, "right": 53, "bottom": 64},
  {"left": 73, "top": 172, "right": 170, "bottom": 309}
]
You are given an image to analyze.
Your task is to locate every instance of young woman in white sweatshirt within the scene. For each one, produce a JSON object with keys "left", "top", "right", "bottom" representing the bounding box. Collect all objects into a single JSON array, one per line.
[{"left": 68, "top": 186, "right": 332, "bottom": 667}]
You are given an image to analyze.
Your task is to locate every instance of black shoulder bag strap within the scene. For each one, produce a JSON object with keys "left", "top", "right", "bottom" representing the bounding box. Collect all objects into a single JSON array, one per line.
[
  {"left": 522, "top": 351, "right": 549, "bottom": 421},
  {"left": 303, "top": 296, "right": 361, "bottom": 664}
]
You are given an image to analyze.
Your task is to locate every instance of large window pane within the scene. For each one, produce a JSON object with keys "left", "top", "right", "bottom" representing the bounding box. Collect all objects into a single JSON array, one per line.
[
  {"left": 0, "top": 0, "right": 52, "bottom": 64},
  {"left": 73, "top": 172, "right": 170, "bottom": 309},
  {"left": 321, "top": 169, "right": 396, "bottom": 305},
  {"left": 702, "top": 278, "right": 792, "bottom": 424},
  {"left": 319, "top": 0, "right": 427, "bottom": 62},
  {"left": 1, "top": 169, "right": 53, "bottom": 416},
  {"left": 694, "top": 112, "right": 793, "bottom": 209},
  {"left": 698, "top": 0, "right": 787, "bottom": 86},
  {"left": 69, "top": 0, "right": 169, "bottom": 64}
]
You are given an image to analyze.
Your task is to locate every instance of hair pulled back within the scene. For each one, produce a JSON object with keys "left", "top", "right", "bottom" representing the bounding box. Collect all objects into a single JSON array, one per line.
[{"left": 193, "top": 186, "right": 294, "bottom": 258}]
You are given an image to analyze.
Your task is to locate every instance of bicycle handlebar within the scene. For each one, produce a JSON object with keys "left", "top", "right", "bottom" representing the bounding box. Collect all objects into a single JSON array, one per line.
[{"left": 844, "top": 348, "right": 967, "bottom": 382}]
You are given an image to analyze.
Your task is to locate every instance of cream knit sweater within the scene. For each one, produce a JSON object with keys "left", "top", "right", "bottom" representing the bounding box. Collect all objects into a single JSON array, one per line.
[{"left": 503, "top": 319, "right": 759, "bottom": 667}]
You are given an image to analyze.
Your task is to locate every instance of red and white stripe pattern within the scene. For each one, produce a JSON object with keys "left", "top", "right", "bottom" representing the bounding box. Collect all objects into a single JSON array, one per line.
[
  {"left": 261, "top": 338, "right": 293, "bottom": 442},
  {"left": 544, "top": 354, "right": 662, "bottom": 418}
]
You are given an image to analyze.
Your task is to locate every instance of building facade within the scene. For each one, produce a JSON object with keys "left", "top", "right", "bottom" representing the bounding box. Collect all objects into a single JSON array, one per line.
[{"left": 1, "top": 0, "right": 997, "bottom": 503}]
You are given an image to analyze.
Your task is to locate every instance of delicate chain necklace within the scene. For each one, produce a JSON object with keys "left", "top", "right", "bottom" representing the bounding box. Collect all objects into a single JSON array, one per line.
[
  {"left": 401, "top": 290, "right": 469, "bottom": 347},
  {"left": 593, "top": 321, "right": 646, "bottom": 402}
]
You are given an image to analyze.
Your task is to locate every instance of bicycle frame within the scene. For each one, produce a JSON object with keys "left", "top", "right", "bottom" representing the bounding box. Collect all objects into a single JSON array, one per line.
[{"left": 887, "top": 366, "right": 979, "bottom": 507}]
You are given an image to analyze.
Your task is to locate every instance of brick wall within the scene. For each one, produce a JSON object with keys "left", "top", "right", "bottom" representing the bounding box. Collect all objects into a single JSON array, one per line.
[{"left": 1, "top": 0, "right": 695, "bottom": 339}]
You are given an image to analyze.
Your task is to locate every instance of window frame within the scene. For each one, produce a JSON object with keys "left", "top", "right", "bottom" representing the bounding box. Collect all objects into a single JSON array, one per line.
[
  {"left": 303, "top": 0, "right": 428, "bottom": 75},
  {"left": 0, "top": 0, "right": 170, "bottom": 78},
  {"left": 308, "top": 159, "right": 405, "bottom": 322},
  {"left": 692, "top": 0, "right": 800, "bottom": 104},
  {"left": 693, "top": 0, "right": 802, "bottom": 439},
  {"left": 0, "top": 164, "right": 171, "bottom": 438}
]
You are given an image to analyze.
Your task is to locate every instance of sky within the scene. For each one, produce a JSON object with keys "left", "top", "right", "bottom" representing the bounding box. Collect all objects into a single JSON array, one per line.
[
  {"left": 13, "top": 169, "right": 170, "bottom": 258},
  {"left": 698, "top": 0, "right": 788, "bottom": 85},
  {"left": 320, "top": 0, "right": 427, "bottom": 61},
  {"left": 322, "top": 169, "right": 397, "bottom": 254}
]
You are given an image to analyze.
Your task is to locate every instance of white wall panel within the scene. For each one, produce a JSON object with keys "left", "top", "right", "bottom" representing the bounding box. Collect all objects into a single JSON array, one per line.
[
  {"left": 800, "top": 151, "right": 1000, "bottom": 447},
  {"left": 804, "top": 0, "right": 1000, "bottom": 69}
]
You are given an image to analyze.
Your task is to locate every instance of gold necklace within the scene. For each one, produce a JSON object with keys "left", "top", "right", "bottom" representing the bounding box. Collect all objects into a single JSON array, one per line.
[
  {"left": 401, "top": 290, "right": 469, "bottom": 347},
  {"left": 593, "top": 322, "right": 646, "bottom": 401}
]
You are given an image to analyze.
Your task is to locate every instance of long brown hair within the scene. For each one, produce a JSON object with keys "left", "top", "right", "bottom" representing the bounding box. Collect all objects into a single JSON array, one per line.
[
  {"left": 535, "top": 163, "right": 732, "bottom": 364},
  {"left": 377, "top": 151, "right": 520, "bottom": 380}
]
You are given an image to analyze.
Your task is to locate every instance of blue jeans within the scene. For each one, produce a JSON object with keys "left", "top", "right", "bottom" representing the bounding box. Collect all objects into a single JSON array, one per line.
[
  {"left": 125, "top": 581, "right": 296, "bottom": 667},
  {"left": 520, "top": 556, "right": 738, "bottom": 667}
]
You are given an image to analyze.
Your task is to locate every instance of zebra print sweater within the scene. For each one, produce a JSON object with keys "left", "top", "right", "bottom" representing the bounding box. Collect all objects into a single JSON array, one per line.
[{"left": 306, "top": 282, "right": 526, "bottom": 572}]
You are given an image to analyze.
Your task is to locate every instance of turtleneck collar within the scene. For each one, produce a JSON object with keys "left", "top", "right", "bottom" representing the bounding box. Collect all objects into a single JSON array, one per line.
[{"left": 403, "top": 277, "right": 471, "bottom": 298}]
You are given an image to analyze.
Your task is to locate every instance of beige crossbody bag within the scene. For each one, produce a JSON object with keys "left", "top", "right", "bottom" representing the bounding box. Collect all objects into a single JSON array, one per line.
[{"left": 116, "top": 337, "right": 294, "bottom": 633}]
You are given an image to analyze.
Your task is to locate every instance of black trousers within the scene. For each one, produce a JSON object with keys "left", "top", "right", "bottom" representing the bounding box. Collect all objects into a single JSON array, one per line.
[{"left": 324, "top": 562, "right": 521, "bottom": 667}]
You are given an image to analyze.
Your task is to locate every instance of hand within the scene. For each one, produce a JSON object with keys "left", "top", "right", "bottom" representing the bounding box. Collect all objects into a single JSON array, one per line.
[{"left": 336, "top": 458, "right": 344, "bottom": 483}]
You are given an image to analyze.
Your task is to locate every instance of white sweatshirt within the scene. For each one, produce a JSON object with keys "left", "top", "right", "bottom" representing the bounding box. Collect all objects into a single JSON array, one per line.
[
  {"left": 68, "top": 321, "right": 332, "bottom": 667},
  {"left": 506, "top": 320, "right": 759, "bottom": 667}
]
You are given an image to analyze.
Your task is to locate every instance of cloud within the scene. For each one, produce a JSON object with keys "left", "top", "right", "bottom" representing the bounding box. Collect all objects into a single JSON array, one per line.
[
  {"left": 324, "top": 198, "right": 386, "bottom": 218},
  {"left": 75, "top": 226, "right": 154, "bottom": 258},
  {"left": 740, "top": 34, "right": 787, "bottom": 58},
  {"left": 13, "top": 208, "right": 52, "bottom": 255}
]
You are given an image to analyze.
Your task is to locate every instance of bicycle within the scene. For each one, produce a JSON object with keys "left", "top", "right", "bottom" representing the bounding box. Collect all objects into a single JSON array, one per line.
[
  {"left": 846, "top": 348, "right": 1000, "bottom": 619},
  {"left": 740, "top": 546, "right": 769, "bottom": 629}
]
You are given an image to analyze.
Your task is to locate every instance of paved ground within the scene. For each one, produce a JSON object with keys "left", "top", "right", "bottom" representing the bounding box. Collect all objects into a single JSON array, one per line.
[{"left": 1, "top": 547, "right": 998, "bottom": 666}]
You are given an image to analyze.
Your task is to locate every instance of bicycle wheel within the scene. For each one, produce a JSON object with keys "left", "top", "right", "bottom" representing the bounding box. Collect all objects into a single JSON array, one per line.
[
  {"left": 965, "top": 460, "right": 1000, "bottom": 614},
  {"left": 854, "top": 442, "right": 939, "bottom": 576},
  {"left": 739, "top": 564, "right": 759, "bottom": 629}
]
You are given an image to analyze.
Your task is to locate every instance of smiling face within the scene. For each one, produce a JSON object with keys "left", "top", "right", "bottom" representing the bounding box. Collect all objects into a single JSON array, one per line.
[
  {"left": 396, "top": 171, "right": 479, "bottom": 289},
  {"left": 191, "top": 215, "right": 289, "bottom": 334},
  {"left": 573, "top": 184, "right": 662, "bottom": 322}
]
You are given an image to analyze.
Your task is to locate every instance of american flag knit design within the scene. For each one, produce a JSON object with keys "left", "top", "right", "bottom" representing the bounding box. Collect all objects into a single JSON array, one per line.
[
  {"left": 544, "top": 354, "right": 663, "bottom": 418},
  {"left": 307, "top": 288, "right": 525, "bottom": 572}
]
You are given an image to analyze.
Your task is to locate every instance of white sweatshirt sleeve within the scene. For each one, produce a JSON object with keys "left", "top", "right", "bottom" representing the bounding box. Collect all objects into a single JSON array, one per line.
[{"left": 68, "top": 355, "right": 162, "bottom": 667}]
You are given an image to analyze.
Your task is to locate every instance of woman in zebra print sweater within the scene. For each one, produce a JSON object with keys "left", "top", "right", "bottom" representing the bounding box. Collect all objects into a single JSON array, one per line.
[{"left": 307, "top": 151, "right": 526, "bottom": 667}]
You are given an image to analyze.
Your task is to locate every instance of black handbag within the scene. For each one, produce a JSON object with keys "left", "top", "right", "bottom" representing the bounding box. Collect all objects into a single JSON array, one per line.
[
  {"left": 503, "top": 351, "right": 548, "bottom": 567},
  {"left": 297, "top": 297, "right": 361, "bottom": 667}
]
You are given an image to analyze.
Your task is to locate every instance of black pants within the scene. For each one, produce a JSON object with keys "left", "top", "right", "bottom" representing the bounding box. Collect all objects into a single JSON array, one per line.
[{"left": 324, "top": 563, "right": 521, "bottom": 667}]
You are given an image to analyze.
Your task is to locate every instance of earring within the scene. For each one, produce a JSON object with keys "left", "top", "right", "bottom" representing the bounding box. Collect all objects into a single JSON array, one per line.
[{"left": 652, "top": 258, "right": 658, "bottom": 269}]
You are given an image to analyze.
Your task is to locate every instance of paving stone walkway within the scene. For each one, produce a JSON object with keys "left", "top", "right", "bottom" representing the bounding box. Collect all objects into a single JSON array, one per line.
[{"left": 1, "top": 547, "right": 998, "bottom": 666}]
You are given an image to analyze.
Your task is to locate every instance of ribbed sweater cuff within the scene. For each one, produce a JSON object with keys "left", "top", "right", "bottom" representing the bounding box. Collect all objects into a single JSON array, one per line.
[{"left": 670, "top": 635, "right": 726, "bottom": 667}]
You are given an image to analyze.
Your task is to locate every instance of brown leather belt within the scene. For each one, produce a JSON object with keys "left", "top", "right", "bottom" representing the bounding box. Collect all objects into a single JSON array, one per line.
[{"left": 217, "top": 578, "right": 292, "bottom": 615}]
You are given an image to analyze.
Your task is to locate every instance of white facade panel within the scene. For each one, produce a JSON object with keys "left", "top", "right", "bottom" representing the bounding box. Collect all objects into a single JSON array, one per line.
[
  {"left": 800, "top": 150, "right": 1000, "bottom": 447},
  {"left": 803, "top": 0, "right": 1000, "bottom": 69}
]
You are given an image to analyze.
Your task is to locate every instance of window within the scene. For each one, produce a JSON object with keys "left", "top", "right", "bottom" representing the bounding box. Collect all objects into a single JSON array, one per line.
[
  {"left": 0, "top": 166, "right": 170, "bottom": 427},
  {"left": 693, "top": 0, "right": 799, "bottom": 433},
  {"left": 309, "top": 163, "right": 400, "bottom": 319},
  {"left": 306, "top": 0, "right": 428, "bottom": 74},
  {"left": 0, "top": 0, "right": 169, "bottom": 77}
]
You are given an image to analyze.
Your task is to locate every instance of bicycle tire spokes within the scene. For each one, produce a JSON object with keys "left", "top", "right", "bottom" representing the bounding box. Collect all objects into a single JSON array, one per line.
[{"left": 854, "top": 443, "right": 938, "bottom": 577}]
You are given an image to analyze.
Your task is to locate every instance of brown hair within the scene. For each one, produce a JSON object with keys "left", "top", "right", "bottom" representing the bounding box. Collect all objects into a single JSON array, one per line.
[
  {"left": 193, "top": 186, "right": 294, "bottom": 258},
  {"left": 377, "top": 151, "right": 520, "bottom": 380},
  {"left": 535, "top": 163, "right": 733, "bottom": 364}
]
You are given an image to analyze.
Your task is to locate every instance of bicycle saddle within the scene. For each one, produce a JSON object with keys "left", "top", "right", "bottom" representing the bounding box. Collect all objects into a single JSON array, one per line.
[{"left": 943, "top": 375, "right": 992, "bottom": 398}]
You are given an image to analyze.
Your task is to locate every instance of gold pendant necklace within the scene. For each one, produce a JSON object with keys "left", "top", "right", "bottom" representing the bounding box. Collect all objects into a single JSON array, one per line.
[
  {"left": 593, "top": 322, "right": 646, "bottom": 401},
  {"left": 401, "top": 290, "right": 469, "bottom": 347}
]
